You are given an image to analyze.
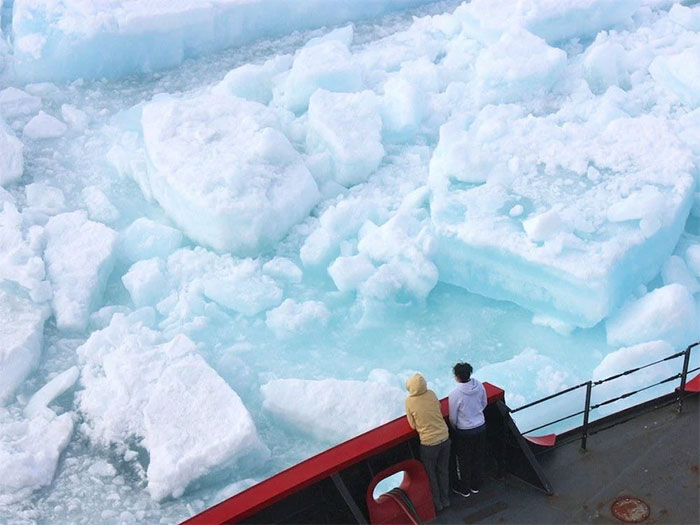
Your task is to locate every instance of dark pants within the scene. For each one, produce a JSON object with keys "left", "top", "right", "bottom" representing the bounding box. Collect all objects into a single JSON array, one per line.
[
  {"left": 420, "top": 438, "right": 451, "bottom": 510},
  {"left": 453, "top": 424, "right": 486, "bottom": 492}
]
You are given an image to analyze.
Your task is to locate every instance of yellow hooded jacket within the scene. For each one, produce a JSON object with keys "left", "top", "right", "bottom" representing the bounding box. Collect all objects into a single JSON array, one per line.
[{"left": 404, "top": 373, "right": 449, "bottom": 446}]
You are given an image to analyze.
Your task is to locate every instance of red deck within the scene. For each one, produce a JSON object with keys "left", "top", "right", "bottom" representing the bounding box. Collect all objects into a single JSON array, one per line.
[{"left": 184, "top": 383, "right": 505, "bottom": 524}]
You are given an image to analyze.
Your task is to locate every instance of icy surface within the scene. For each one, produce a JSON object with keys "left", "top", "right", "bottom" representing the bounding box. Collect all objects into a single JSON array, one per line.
[
  {"left": 1, "top": 0, "right": 699, "bottom": 522},
  {"left": 11, "top": 0, "right": 436, "bottom": 81},
  {"left": 0, "top": 408, "right": 74, "bottom": 505},
  {"left": 44, "top": 211, "right": 118, "bottom": 332},
  {"left": 76, "top": 314, "right": 269, "bottom": 501},
  {"left": 430, "top": 112, "right": 695, "bottom": 327},
  {"left": 0, "top": 286, "right": 49, "bottom": 404},
  {"left": 605, "top": 284, "right": 700, "bottom": 350},
  {"left": 0, "top": 119, "right": 23, "bottom": 187},
  {"left": 261, "top": 375, "right": 405, "bottom": 443},
  {"left": 137, "top": 92, "right": 320, "bottom": 255}
]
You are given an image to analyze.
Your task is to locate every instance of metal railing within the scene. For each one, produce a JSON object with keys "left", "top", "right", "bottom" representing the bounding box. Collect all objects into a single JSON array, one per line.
[{"left": 509, "top": 341, "right": 699, "bottom": 450}]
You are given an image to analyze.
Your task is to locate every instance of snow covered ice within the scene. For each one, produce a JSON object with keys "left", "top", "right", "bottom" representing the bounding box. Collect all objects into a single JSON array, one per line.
[{"left": 0, "top": 0, "right": 699, "bottom": 522}]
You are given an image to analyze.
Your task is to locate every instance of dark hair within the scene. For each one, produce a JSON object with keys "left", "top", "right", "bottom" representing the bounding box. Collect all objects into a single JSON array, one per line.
[{"left": 453, "top": 362, "right": 473, "bottom": 383}]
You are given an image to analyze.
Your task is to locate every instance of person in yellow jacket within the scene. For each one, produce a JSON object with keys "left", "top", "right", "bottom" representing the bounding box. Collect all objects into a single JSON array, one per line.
[{"left": 405, "top": 373, "right": 451, "bottom": 512}]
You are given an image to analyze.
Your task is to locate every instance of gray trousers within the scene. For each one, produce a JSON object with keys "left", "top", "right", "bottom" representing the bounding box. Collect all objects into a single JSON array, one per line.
[{"left": 420, "top": 438, "right": 451, "bottom": 509}]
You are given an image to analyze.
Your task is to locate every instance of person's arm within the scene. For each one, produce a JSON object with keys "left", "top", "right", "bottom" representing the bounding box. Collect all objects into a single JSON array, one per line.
[
  {"left": 405, "top": 400, "right": 416, "bottom": 429},
  {"left": 479, "top": 383, "right": 487, "bottom": 411},
  {"left": 448, "top": 391, "right": 458, "bottom": 427}
]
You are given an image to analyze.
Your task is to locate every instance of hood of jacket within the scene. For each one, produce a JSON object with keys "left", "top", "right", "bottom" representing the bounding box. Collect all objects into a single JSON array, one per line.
[
  {"left": 406, "top": 373, "right": 427, "bottom": 396},
  {"left": 456, "top": 378, "right": 481, "bottom": 395}
]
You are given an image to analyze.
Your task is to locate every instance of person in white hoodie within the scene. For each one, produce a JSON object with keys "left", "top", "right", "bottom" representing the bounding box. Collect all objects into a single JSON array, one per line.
[{"left": 448, "top": 362, "right": 487, "bottom": 497}]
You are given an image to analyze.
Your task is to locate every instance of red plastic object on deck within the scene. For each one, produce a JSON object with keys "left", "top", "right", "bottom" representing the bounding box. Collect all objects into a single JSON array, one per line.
[
  {"left": 366, "top": 460, "right": 436, "bottom": 524},
  {"left": 184, "top": 383, "right": 504, "bottom": 524},
  {"left": 524, "top": 433, "right": 557, "bottom": 447}
]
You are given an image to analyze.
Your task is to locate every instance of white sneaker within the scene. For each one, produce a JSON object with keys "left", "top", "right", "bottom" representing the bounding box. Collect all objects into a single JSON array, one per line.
[{"left": 452, "top": 488, "right": 470, "bottom": 498}]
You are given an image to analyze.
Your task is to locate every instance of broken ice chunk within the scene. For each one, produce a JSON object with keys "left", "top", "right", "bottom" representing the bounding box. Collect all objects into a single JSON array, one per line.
[
  {"left": 265, "top": 299, "right": 330, "bottom": 338},
  {"left": 0, "top": 408, "right": 73, "bottom": 505},
  {"left": 0, "top": 286, "right": 49, "bottom": 404},
  {"left": 122, "top": 258, "right": 168, "bottom": 308},
  {"left": 649, "top": 47, "right": 700, "bottom": 109},
  {"left": 0, "top": 87, "right": 41, "bottom": 119},
  {"left": 81, "top": 186, "right": 120, "bottom": 224},
  {"left": 77, "top": 315, "right": 269, "bottom": 501},
  {"left": 261, "top": 376, "right": 404, "bottom": 443},
  {"left": 44, "top": 211, "right": 118, "bottom": 332},
  {"left": 0, "top": 118, "right": 23, "bottom": 187},
  {"left": 24, "top": 366, "right": 79, "bottom": 418},
  {"left": 430, "top": 111, "right": 695, "bottom": 327},
  {"left": 119, "top": 218, "right": 182, "bottom": 263},
  {"left": 22, "top": 111, "right": 67, "bottom": 139},
  {"left": 140, "top": 93, "right": 320, "bottom": 255},
  {"left": 276, "top": 39, "right": 363, "bottom": 113},
  {"left": 474, "top": 28, "right": 566, "bottom": 104},
  {"left": 606, "top": 284, "right": 699, "bottom": 350},
  {"left": 306, "top": 89, "right": 384, "bottom": 187}
]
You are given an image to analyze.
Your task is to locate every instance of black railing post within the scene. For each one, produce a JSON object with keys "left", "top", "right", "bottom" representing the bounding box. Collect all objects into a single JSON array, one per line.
[
  {"left": 677, "top": 344, "right": 692, "bottom": 413},
  {"left": 580, "top": 381, "right": 593, "bottom": 451}
]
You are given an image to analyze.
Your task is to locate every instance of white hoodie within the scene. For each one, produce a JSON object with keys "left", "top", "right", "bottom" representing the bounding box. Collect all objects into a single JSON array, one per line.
[{"left": 448, "top": 378, "right": 487, "bottom": 430}]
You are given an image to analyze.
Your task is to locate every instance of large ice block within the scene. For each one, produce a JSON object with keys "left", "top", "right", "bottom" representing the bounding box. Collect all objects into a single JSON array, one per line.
[
  {"left": 12, "top": 0, "right": 435, "bottom": 82},
  {"left": 76, "top": 313, "right": 269, "bottom": 500},
  {"left": 44, "top": 211, "right": 118, "bottom": 332},
  {"left": 454, "top": 0, "right": 640, "bottom": 45},
  {"left": 0, "top": 286, "right": 49, "bottom": 404},
  {"left": 0, "top": 408, "right": 73, "bottom": 505},
  {"left": 140, "top": 92, "right": 320, "bottom": 255},
  {"left": 0, "top": 118, "right": 23, "bottom": 187},
  {"left": 306, "top": 89, "right": 384, "bottom": 187},
  {"left": 649, "top": 46, "right": 700, "bottom": 109},
  {"left": 429, "top": 111, "right": 696, "bottom": 327}
]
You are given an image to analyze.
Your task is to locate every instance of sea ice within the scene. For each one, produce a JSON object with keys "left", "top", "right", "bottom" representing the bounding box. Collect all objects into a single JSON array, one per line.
[
  {"left": 606, "top": 284, "right": 700, "bottom": 350},
  {"left": 0, "top": 202, "right": 52, "bottom": 303},
  {"left": 592, "top": 340, "right": 679, "bottom": 415},
  {"left": 455, "top": 0, "right": 640, "bottom": 45},
  {"left": 76, "top": 314, "right": 269, "bottom": 500},
  {"left": 668, "top": 3, "right": 700, "bottom": 31},
  {"left": 261, "top": 257, "right": 303, "bottom": 284},
  {"left": 212, "top": 55, "right": 292, "bottom": 105},
  {"left": 265, "top": 299, "right": 330, "bottom": 338},
  {"left": 0, "top": 408, "right": 73, "bottom": 505},
  {"left": 11, "top": 0, "right": 435, "bottom": 81},
  {"left": 649, "top": 46, "right": 700, "bottom": 109},
  {"left": 81, "top": 186, "right": 120, "bottom": 224},
  {"left": 276, "top": 39, "right": 363, "bottom": 114},
  {"left": 44, "top": 211, "right": 118, "bottom": 332},
  {"left": 261, "top": 375, "right": 405, "bottom": 443},
  {"left": 473, "top": 28, "right": 566, "bottom": 104},
  {"left": 0, "top": 87, "right": 41, "bottom": 119},
  {"left": 661, "top": 255, "right": 700, "bottom": 295},
  {"left": 60, "top": 104, "right": 89, "bottom": 131},
  {"left": 139, "top": 92, "right": 320, "bottom": 254},
  {"left": 430, "top": 110, "right": 695, "bottom": 327},
  {"left": 583, "top": 37, "right": 628, "bottom": 95},
  {"left": 165, "top": 247, "right": 283, "bottom": 317},
  {"left": 686, "top": 245, "right": 700, "bottom": 279},
  {"left": 119, "top": 217, "right": 182, "bottom": 263},
  {"left": 25, "top": 183, "right": 66, "bottom": 217},
  {"left": 22, "top": 111, "right": 67, "bottom": 139},
  {"left": 122, "top": 258, "right": 168, "bottom": 308},
  {"left": 306, "top": 89, "right": 385, "bottom": 187},
  {"left": 24, "top": 366, "right": 80, "bottom": 419},
  {"left": 0, "top": 286, "right": 49, "bottom": 404},
  {"left": 0, "top": 119, "right": 23, "bottom": 187}
]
